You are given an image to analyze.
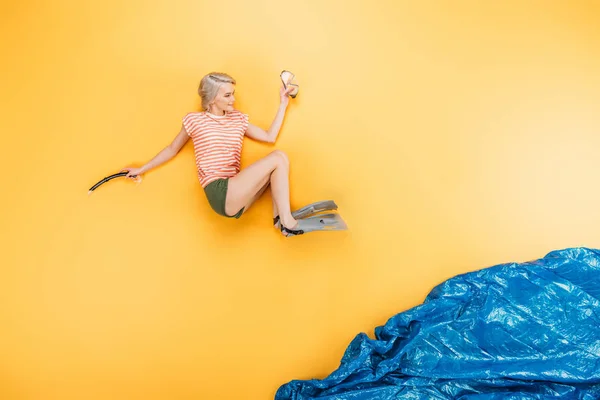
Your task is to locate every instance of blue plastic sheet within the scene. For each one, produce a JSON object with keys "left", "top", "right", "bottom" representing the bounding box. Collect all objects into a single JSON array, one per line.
[{"left": 275, "top": 247, "right": 600, "bottom": 399}]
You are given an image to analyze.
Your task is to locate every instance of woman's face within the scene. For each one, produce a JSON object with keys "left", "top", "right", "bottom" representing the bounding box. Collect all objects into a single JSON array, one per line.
[{"left": 211, "top": 83, "right": 235, "bottom": 113}]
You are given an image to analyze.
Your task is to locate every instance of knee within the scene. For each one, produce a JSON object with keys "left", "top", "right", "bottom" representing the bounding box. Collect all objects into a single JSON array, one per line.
[{"left": 270, "top": 149, "right": 289, "bottom": 169}]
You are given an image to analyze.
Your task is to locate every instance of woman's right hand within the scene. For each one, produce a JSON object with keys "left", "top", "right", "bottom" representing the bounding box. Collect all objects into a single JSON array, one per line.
[{"left": 121, "top": 166, "right": 144, "bottom": 179}]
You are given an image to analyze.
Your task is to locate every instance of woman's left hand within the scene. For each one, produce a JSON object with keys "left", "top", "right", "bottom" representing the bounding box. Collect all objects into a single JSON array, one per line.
[{"left": 280, "top": 85, "right": 295, "bottom": 106}]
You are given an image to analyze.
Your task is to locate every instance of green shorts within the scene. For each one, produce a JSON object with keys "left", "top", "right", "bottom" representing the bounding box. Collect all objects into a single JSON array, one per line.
[{"left": 203, "top": 178, "right": 244, "bottom": 219}]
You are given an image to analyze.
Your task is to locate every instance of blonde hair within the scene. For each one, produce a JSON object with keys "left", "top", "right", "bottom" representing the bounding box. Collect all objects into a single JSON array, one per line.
[{"left": 198, "top": 72, "right": 236, "bottom": 111}]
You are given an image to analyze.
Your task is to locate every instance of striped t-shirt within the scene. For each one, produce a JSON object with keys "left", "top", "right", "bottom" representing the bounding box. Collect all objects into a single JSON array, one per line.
[{"left": 182, "top": 110, "right": 249, "bottom": 187}]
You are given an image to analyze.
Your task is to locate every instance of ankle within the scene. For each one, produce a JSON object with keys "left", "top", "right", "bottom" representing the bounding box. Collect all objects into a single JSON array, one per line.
[{"left": 281, "top": 215, "right": 297, "bottom": 229}]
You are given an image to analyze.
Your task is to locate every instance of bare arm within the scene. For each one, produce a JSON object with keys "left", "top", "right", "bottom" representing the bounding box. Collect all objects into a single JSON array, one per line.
[
  {"left": 123, "top": 125, "right": 190, "bottom": 176},
  {"left": 245, "top": 104, "right": 287, "bottom": 144},
  {"left": 244, "top": 85, "right": 295, "bottom": 144}
]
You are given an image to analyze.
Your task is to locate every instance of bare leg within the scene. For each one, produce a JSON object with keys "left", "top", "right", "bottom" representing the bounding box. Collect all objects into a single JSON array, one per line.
[
  {"left": 241, "top": 181, "right": 279, "bottom": 228},
  {"left": 272, "top": 190, "right": 278, "bottom": 220},
  {"left": 226, "top": 150, "right": 296, "bottom": 232},
  {"left": 241, "top": 179, "right": 270, "bottom": 214}
]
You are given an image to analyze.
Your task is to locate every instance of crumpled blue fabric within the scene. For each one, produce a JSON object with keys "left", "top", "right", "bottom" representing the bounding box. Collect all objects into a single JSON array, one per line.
[{"left": 275, "top": 247, "right": 600, "bottom": 399}]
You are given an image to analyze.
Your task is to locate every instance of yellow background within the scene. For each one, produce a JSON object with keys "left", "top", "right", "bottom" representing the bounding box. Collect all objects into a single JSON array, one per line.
[{"left": 2, "top": 0, "right": 600, "bottom": 398}]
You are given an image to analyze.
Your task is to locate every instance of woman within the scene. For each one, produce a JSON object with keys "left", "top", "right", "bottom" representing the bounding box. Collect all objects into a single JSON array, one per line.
[{"left": 122, "top": 72, "right": 308, "bottom": 237}]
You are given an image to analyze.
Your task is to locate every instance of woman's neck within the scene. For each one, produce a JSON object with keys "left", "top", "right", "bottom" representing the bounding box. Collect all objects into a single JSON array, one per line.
[{"left": 207, "top": 107, "right": 226, "bottom": 116}]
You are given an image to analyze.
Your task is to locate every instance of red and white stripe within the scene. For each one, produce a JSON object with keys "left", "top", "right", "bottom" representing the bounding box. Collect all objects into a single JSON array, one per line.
[{"left": 182, "top": 110, "right": 249, "bottom": 187}]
